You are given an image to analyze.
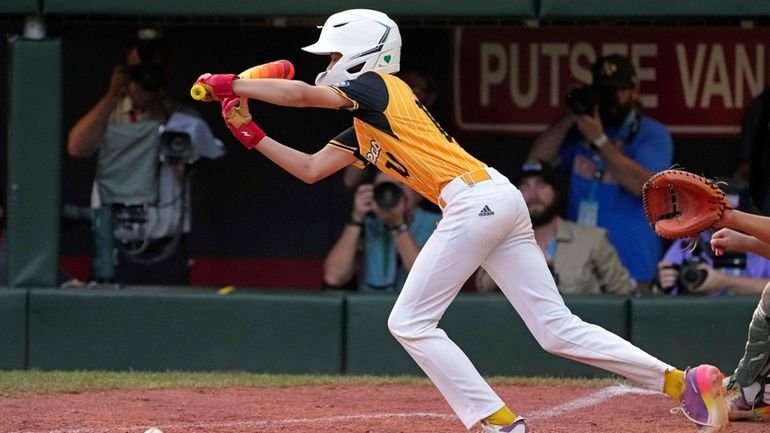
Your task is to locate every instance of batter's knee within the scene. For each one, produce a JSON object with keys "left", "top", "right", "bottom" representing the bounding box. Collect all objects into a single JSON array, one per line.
[
  {"left": 387, "top": 310, "right": 411, "bottom": 341},
  {"left": 537, "top": 334, "right": 571, "bottom": 355},
  {"left": 387, "top": 308, "right": 434, "bottom": 342},
  {"left": 533, "top": 315, "right": 580, "bottom": 355}
]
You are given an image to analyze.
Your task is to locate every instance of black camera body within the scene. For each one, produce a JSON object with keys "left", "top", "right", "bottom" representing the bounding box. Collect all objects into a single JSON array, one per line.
[
  {"left": 373, "top": 182, "right": 403, "bottom": 210},
  {"left": 675, "top": 257, "right": 708, "bottom": 294},
  {"left": 159, "top": 131, "right": 194, "bottom": 165},
  {"left": 566, "top": 86, "right": 598, "bottom": 115}
]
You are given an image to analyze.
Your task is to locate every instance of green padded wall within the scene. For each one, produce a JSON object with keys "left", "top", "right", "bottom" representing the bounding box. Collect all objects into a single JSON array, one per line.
[
  {"left": 540, "top": 0, "right": 770, "bottom": 18},
  {"left": 28, "top": 289, "right": 344, "bottom": 373},
  {"left": 345, "top": 295, "right": 423, "bottom": 376},
  {"left": 43, "top": 0, "right": 537, "bottom": 17},
  {"left": 345, "top": 294, "right": 628, "bottom": 377},
  {"left": 0, "top": 290, "right": 27, "bottom": 370},
  {"left": 7, "top": 38, "right": 62, "bottom": 288},
  {"left": 630, "top": 297, "right": 758, "bottom": 374},
  {"left": 0, "top": 1, "right": 39, "bottom": 13}
]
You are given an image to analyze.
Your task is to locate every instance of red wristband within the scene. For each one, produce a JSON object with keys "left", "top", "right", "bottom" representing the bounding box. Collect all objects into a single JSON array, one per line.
[{"left": 227, "top": 120, "right": 266, "bottom": 149}]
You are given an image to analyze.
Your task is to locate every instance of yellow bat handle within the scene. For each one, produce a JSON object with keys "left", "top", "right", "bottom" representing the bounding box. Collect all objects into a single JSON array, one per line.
[{"left": 190, "top": 84, "right": 207, "bottom": 101}]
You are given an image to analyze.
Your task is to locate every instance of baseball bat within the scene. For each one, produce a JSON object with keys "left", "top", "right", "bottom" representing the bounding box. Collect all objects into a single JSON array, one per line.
[{"left": 190, "top": 59, "right": 295, "bottom": 101}]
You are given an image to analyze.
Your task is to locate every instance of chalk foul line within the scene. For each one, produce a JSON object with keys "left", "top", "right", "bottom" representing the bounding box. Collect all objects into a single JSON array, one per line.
[{"left": 7, "top": 384, "right": 660, "bottom": 433}]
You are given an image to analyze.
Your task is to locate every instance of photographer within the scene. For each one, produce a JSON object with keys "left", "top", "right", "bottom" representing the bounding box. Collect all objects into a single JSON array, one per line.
[
  {"left": 323, "top": 171, "right": 441, "bottom": 292},
  {"left": 528, "top": 53, "right": 673, "bottom": 289},
  {"left": 67, "top": 35, "right": 224, "bottom": 285},
  {"left": 656, "top": 230, "right": 770, "bottom": 296}
]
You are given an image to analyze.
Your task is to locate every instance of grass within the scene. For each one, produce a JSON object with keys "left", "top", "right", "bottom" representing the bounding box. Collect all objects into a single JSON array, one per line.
[{"left": 0, "top": 371, "right": 621, "bottom": 397}]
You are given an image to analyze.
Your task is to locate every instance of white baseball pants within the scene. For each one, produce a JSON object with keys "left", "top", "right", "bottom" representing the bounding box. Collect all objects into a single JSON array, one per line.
[{"left": 387, "top": 167, "right": 673, "bottom": 429}]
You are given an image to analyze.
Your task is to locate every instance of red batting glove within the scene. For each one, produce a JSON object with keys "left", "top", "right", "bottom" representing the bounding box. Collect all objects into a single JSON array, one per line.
[
  {"left": 221, "top": 97, "right": 266, "bottom": 149},
  {"left": 195, "top": 73, "right": 239, "bottom": 101}
]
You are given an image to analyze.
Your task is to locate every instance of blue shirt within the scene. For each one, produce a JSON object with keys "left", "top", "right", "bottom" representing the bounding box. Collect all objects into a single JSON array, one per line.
[
  {"left": 359, "top": 207, "right": 441, "bottom": 292},
  {"left": 560, "top": 112, "right": 673, "bottom": 282}
]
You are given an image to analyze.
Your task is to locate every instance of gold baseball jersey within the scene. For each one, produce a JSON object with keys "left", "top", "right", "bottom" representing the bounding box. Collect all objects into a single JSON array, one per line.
[{"left": 326, "top": 71, "right": 486, "bottom": 204}]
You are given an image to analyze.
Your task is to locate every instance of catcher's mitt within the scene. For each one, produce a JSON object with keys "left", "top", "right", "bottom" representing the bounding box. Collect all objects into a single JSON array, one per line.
[{"left": 642, "top": 169, "right": 732, "bottom": 239}]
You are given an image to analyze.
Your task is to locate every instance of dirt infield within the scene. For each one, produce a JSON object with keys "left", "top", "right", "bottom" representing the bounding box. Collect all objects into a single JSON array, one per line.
[{"left": 1, "top": 382, "right": 767, "bottom": 433}]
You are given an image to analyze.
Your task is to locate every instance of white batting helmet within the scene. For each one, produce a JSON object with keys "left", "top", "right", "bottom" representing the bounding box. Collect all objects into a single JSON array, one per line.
[{"left": 302, "top": 9, "right": 401, "bottom": 86}]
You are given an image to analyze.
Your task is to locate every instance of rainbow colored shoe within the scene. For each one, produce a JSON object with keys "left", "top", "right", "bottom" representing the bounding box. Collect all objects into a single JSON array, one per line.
[
  {"left": 671, "top": 365, "right": 729, "bottom": 432},
  {"left": 725, "top": 380, "right": 770, "bottom": 421},
  {"left": 479, "top": 416, "right": 530, "bottom": 433}
]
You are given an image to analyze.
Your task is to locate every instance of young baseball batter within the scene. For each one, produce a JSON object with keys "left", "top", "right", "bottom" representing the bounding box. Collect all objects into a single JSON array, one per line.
[{"left": 194, "top": 9, "right": 728, "bottom": 432}]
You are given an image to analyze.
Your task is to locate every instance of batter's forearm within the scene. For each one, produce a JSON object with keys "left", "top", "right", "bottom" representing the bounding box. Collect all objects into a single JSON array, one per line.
[
  {"left": 251, "top": 138, "right": 355, "bottom": 184},
  {"left": 254, "top": 137, "right": 321, "bottom": 183},
  {"left": 233, "top": 79, "right": 308, "bottom": 107},
  {"left": 232, "top": 79, "right": 349, "bottom": 109}
]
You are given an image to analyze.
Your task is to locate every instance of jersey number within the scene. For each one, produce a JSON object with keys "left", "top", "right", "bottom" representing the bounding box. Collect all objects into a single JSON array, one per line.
[{"left": 385, "top": 151, "right": 409, "bottom": 178}]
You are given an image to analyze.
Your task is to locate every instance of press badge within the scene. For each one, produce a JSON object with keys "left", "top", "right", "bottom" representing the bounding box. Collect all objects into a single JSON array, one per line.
[{"left": 577, "top": 199, "right": 599, "bottom": 226}]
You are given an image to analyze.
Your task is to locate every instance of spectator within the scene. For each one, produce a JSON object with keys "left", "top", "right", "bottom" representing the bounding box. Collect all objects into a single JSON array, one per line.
[
  {"left": 67, "top": 34, "right": 224, "bottom": 285},
  {"left": 476, "top": 160, "right": 634, "bottom": 295},
  {"left": 735, "top": 87, "right": 770, "bottom": 215},
  {"left": 528, "top": 53, "right": 673, "bottom": 288},
  {"left": 655, "top": 230, "right": 770, "bottom": 296},
  {"left": 324, "top": 171, "right": 441, "bottom": 292}
]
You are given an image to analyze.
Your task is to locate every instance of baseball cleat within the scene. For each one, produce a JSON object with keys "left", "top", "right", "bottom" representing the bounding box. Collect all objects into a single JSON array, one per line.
[
  {"left": 724, "top": 381, "right": 770, "bottom": 421},
  {"left": 671, "top": 364, "right": 729, "bottom": 432},
  {"left": 479, "top": 416, "right": 530, "bottom": 433}
]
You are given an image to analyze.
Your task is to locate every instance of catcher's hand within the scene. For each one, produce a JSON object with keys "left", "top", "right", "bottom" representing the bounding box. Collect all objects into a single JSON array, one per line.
[{"left": 642, "top": 169, "right": 732, "bottom": 239}]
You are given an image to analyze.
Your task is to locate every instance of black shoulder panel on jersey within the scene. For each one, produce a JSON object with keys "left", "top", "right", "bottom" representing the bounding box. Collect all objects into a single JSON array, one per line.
[
  {"left": 331, "top": 126, "right": 369, "bottom": 165},
  {"left": 342, "top": 72, "right": 398, "bottom": 139}
]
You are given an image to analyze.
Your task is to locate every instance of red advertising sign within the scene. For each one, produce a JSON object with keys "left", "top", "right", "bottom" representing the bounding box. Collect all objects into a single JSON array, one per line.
[{"left": 452, "top": 27, "right": 770, "bottom": 137}]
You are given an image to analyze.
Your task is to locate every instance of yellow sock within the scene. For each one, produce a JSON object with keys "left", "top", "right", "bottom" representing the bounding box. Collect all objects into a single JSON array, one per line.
[
  {"left": 664, "top": 368, "right": 686, "bottom": 401},
  {"left": 485, "top": 406, "right": 516, "bottom": 426}
]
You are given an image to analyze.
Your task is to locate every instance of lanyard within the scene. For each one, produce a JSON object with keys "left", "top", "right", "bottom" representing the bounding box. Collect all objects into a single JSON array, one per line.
[{"left": 547, "top": 237, "right": 557, "bottom": 261}]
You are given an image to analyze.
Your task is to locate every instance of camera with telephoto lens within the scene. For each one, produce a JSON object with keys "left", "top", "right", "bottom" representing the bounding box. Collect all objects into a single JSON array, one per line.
[
  {"left": 159, "top": 131, "right": 194, "bottom": 165},
  {"left": 565, "top": 86, "right": 598, "bottom": 115},
  {"left": 373, "top": 181, "right": 403, "bottom": 210},
  {"left": 676, "top": 257, "right": 708, "bottom": 294}
]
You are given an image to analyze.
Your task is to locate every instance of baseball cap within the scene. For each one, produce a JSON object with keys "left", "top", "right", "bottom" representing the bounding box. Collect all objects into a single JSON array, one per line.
[
  {"left": 515, "top": 159, "right": 558, "bottom": 187},
  {"left": 591, "top": 54, "right": 637, "bottom": 89}
]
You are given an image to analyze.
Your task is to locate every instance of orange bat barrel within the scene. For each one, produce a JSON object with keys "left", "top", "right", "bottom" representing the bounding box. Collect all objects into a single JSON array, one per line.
[
  {"left": 238, "top": 59, "right": 295, "bottom": 80},
  {"left": 190, "top": 60, "right": 295, "bottom": 101}
]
